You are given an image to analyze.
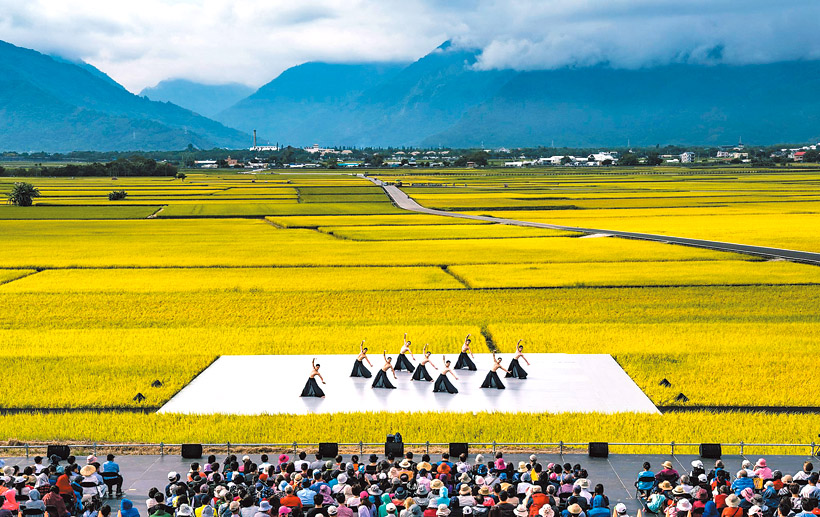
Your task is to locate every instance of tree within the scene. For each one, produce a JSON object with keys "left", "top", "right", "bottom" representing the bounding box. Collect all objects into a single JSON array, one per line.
[
  {"left": 7, "top": 182, "right": 40, "bottom": 206},
  {"left": 804, "top": 150, "right": 819, "bottom": 163},
  {"left": 176, "top": 172, "right": 187, "bottom": 181},
  {"left": 646, "top": 153, "right": 664, "bottom": 166},
  {"left": 369, "top": 154, "right": 385, "bottom": 167},
  {"left": 560, "top": 156, "right": 572, "bottom": 165},
  {"left": 619, "top": 153, "right": 639, "bottom": 166},
  {"left": 108, "top": 190, "right": 128, "bottom": 201}
]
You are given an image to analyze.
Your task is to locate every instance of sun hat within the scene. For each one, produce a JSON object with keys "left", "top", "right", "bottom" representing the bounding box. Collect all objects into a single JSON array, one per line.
[
  {"left": 748, "top": 507, "right": 763, "bottom": 517},
  {"left": 368, "top": 485, "right": 383, "bottom": 496},
  {"left": 478, "top": 487, "right": 490, "bottom": 496},
  {"left": 726, "top": 495, "right": 741, "bottom": 508},
  {"left": 418, "top": 462, "right": 433, "bottom": 472},
  {"left": 86, "top": 455, "right": 98, "bottom": 464},
  {"left": 691, "top": 460, "right": 703, "bottom": 469},
  {"left": 400, "top": 459, "right": 412, "bottom": 469},
  {"left": 463, "top": 508, "right": 473, "bottom": 516},
  {"left": 518, "top": 462, "right": 528, "bottom": 473},
  {"left": 279, "top": 455, "right": 289, "bottom": 463},
  {"left": 567, "top": 504, "right": 582, "bottom": 515},
  {"left": 430, "top": 479, "right": 444, "bottom": 490},
  {"left": 229, "top": 502, "right": 241, "bottom": 512},
  {"left": 168, "top": 471, "right": 178, "bottom": 481},
  {"left": 436, "top": 505, "right": 450, "bottom": 517},
  {"left": 80, "top": 465, "right": 96, "bottom": 477},
  {"left": 576, "top": 479, "right": 590, "bottom": 489},
  {"left": 742, "top": 460, "right": 752, "bottom": 469},
  {"left": 677, "top": 500, "right": 692, "bottom": 512},
  {"left": 741, "top": 488, "right": 754, "bottom": 502},
  {"left": 540, "top": 506, "right": 554, "bottom": 517},
  {"left": 178, "top": 505, "right": 193, "bottom": 517},
  {"left": 698, "top": 474, "right": 708, "bottom": 483},
  {"left": 459, "top": 485, "right": 471, "bottom": 495},
  {"left": 529, "top": 455, "right": 537, "bottom": 462},
  {"left": 514, "top": 506, "right": 528, "bottom": 517},
  {"left": 259, "top": 501, "right": 272, "bottom": 512},
  {"left": 661, "top": 461, "right": 673, "bottom": 469},
  {"left": 386, "top": 504, "right": 397, "bottom": 513},
  {"left": 459, "top": 473, "right": 471, "bottom": 483},
  {"left": 338, "top": 474, "right": 348, "bottom": 484},
  {"left": 328, "top": 507, "right": 338, "bottom": 516},
  {"left": 672, "top": 486, "right": 686, "bottom": 496},
  {"left": 615, "top": 504, "right": 627, "bottom": 515},
  {"left": 755, "top": 459, "right": 767, "bottom": 468},
  {"left": 279, "top": 508, "right": 292, "bottom": 516},
  {"left": 475, "top": 455, "right": 484, "bottom": 463},
  {"left": 501, "top": 483, "right": 512, "bottom": 492},
  {"left": 396, "top": 487, "right": 408, "bottom": 499},
  {"left": 417, "top": 486, "right": 429, "bottom": 496},
  {"left": 658, "top": 481, "right": 673, "bottom": 491}
]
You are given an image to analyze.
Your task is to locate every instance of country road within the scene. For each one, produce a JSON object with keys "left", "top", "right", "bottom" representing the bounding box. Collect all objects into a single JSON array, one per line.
[{"left": 363, "top": 176, "right": 820, "bottom": 265}]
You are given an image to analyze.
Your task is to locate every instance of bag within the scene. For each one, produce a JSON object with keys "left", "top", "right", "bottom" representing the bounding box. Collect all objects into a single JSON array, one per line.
[{"left": 753, "top": 478, "right": 764, "bottom": 490}]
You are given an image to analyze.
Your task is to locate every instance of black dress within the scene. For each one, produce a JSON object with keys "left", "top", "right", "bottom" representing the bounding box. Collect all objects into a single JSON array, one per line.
[
  {"left": 433, "top": 374, "right": 458, "bottom": 394},
  {"left": 505, "top": 358, "right": 528, "bottom": 379},
  {"left": 412, "top": 363, "right": 433, "bottom": 381},
  {"left": 351, "top": 359, "right": 372, "bottom": 378},
  {"left": 480, "top": 370, "right": 505, "bottom": 389},
  {"left": 454, "top": 352, "right": 477, "bottom": 371},
  {"left": 395, "top": 354, "right": 414, "bottom": 372},
  {"left": 372, "top": 369, "right": 396, "bottom": 389},
  {"left": 300, "top": 377, "right": 325, "bottom": 397}
]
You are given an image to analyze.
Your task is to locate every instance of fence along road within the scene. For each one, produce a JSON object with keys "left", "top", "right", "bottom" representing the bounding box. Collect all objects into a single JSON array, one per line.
[{"left": 364, "top": 176, "right": 820, "bottom": 265}]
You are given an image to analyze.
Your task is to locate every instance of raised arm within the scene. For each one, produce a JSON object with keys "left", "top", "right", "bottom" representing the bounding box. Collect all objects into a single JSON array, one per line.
[
  {"left": 312, "top": 358, "right": 316, "bottom": 369},
  {"left": 360, "top": 340, "right": 365, "bottom": 352},
  {"left": 384, "top": 350, "right": 388, "bottom": 362},
  {"left": 423, "top": 343, "right": 428, "bottom": 355}
]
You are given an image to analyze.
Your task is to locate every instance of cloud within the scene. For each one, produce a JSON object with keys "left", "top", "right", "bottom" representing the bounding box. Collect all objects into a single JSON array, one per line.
[{"left": 0, "top": 0, "right": 818, "bottom": 93}]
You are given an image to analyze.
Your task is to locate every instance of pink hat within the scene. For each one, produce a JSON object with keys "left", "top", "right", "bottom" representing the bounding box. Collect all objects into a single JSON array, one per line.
[
  {"left": 279, "top": 508, "right": 292, "bottom": 515},
  {"left": 279, "top": 454, "right": 289, "bottom": 463},
  {"left": 741, "top": 488, "right": 754, "bottom": 502},
  {"left": 756, "top": 458, "right": 767, "bottom": 468},
  {"left": 360, "top": 491, "right": 369, "bottom": 500}
]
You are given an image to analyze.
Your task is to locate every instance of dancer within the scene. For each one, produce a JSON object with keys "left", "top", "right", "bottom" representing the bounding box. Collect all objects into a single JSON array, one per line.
[
  {"left": 433, "top": 356, "right": 459, "bottom": 394},
  {"left": 395, "top": 333, "right": 416, "bottom": 372},
  {"left": 372, "top": 351, "right": 398, "bottom": 389},
  {"left": 506, "top": 340, "right": 531, "bottom": 379},
  {"left": 300, "top": 358, "right": 326, "bottom": 398},
  {"left": 351, "top": 340, "right": 373, "bottom": 378},
  {"left": 411, "top": 344, "right": 438, "bottom": 382},
  {"left": 480, "top": 352, "right": 510, "bottom": 389},
  {"left": 454, "top": 334, "right": 477, "bottom": 371}
]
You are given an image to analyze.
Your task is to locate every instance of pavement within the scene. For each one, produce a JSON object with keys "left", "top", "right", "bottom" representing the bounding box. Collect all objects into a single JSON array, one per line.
[
  {"left": 365, "top": 177, "right": 820, "bottom": 265},
  {"left": 5, "top": 452, "right": 815, "bottom": 514}
]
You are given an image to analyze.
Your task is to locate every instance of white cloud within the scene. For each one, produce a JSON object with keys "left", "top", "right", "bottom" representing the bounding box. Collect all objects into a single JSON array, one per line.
[{"left": 0, "top": 0, "right": 818, "bottom": 93}]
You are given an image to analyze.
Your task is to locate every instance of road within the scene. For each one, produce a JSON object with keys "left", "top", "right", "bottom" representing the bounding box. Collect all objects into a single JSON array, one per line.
[{"left": 365, "top": 177, "right": 820, "bottom": 265}]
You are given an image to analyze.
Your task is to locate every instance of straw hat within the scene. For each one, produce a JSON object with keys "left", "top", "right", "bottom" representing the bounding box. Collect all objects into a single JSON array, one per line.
[
  {"left": 518, "top": 462, "right": 528, "bottom": 473},
  {"left": 658, "top": 481, "right": 673, "bottom": 491},
  {"left": 80, "top": 465, "right": 96, "bottom": 477},
  {"left": 436, "top": 505, "right": 450, "bottom": 517},
  {"left": 400, "top": 459, "right": 412, "bottom": 469},
  {"left": 459, "top": 485, "right": 472, "bottom": 495},
  {"left": 726, "top": 495, "right": 741, "bottom": 508},
  {"left": 567, "top": 504, "right": 582, "bottom": 515},
  {"left": 478, "top": 487, "right": 490, "bottom": 496},
  {"left": 576, "top": 479, "right": 590, "bottom": 490},
  {"left": 418, "top": 462, "right": 433, "bottom": 472},
  {"left": 672, "top": 486, "right": 686, "bottom": 496},
  {"left": 430, "top": 479, "right": 444, "bottom": 490},
  {"left": 661, "top": 461, "right": 673, "bottom": 469}
]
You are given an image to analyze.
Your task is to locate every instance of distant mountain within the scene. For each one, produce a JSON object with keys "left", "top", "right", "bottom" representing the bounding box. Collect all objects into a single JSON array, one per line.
[
  {"left": 218, "top": 41, "right": 820, "bottom": 147},
  {"left": 217, "top": 61, "right": 407, "bottom": 145},
  {"left": 140, "top": 79, "right": 254, "bottom": 118},
  {"left": 423, "top": 62, "right": 820, "bottom": 147},
  {"left": 0, "top": 40, "right": 249, "bottom": 152}
]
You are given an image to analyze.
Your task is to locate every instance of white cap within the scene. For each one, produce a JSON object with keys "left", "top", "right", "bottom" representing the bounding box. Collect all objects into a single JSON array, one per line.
[{"left": 615, "top": 504, "right": 627, "bottom": 515}]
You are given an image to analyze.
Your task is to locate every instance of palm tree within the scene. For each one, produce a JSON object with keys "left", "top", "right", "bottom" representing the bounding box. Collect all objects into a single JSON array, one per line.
[{"left": 6, "top": 182, "right": 40, "bottom": 206}]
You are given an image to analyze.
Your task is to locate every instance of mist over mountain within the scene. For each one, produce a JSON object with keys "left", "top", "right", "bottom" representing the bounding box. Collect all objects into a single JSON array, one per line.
[
  {"left": 0, "top": 40, "right": 249, "bottom": 152},
  {"left": 140, "top": 79, "right": 254, "bottom": 118}
]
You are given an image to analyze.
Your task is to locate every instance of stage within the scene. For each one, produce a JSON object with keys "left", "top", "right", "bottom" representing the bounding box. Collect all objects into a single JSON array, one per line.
[{"left": 158, "top": 353, "right": 659, "bottom": 415}]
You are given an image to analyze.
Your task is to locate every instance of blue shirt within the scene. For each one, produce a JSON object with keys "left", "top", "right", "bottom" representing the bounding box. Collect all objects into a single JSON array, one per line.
[{"left": 103, "top": 461, "right": 120, "bottom": 474}]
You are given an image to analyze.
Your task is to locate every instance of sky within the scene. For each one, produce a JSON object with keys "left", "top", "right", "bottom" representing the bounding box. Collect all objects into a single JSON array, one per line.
[{"left": 1, "top": 0, "right": 819, "bottom": 93}]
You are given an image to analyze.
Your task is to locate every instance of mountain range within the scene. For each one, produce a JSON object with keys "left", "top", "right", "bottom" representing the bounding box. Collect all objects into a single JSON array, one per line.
[
  {"left": 0, "top": 40, "right": 249, "bottom": 152},
  {"left": 2, "top": 39, "right": 820, "bottom": 151}
]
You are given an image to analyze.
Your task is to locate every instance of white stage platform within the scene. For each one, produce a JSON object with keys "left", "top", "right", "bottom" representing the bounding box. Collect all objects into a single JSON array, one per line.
[{"left": 158, "top": 354, "right": 659, "bottom": 415}]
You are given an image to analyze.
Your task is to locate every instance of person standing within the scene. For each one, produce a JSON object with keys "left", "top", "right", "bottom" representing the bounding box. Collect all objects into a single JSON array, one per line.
[{"left": 300, "top": 359, "right": 327, "bottom": 398}]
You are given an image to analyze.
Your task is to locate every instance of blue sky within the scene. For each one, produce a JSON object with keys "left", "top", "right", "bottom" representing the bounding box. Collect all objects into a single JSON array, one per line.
[{"left": 0, "top": 0, "right": 818, "bottom": 92}]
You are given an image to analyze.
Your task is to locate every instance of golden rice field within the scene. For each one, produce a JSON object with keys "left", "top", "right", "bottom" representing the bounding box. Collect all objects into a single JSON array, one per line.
[{"left": 1, "top": 168, "right": 820, "bottom": 446}]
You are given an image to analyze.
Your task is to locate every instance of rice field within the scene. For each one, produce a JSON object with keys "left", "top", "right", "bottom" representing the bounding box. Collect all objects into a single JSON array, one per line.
[{"left": 2, "top": 168, "right": 820, "bottom": 444}]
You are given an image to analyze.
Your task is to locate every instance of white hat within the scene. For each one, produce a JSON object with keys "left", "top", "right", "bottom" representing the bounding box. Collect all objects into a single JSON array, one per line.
[
  {"left": 691, "top": 460, "right": 703, "bottom": 469},
  {"left": 748, "top": 506, "right": 763, "bottom": 516},
  {"left": 615, "top": 504, "right": 627, "bottom": 515},
  {"left": 677, "top": 500, "right": 692, "bottom": 512},
  {"left": 698, "top": 474, "right": 708, "bottom": 483},
  {"left": 338, "top": 474, "right": 348, "bottom": 484},
  {"left": 259, "top": 501, "right": 272, "bottom": 512},
  {"left": 168, "top": 471, "right": 178, "bottom": 481},
  {"left": 178, "top": 505, "right": 193, "bottom": 517},
  {"left": 515, "top": 505, "right": 528, "bottom": 517},
  {"left": 242, "top": 456, "right": 250, "bottom": 462},
  {"left": 386, "top": 504, "right": 396, "bottom": 513},
  {"left": 328, "top": 507, "right": 338, "bottom": 516},
  {"left": 436, "top": 505, "right": 450, "bottom": 517}
]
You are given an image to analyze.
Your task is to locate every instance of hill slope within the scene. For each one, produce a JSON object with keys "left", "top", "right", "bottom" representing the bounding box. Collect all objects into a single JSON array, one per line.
[
  {"left": 140, "top": 79, "right": 254, "bottom": 118},
  {"left": 0, "top": 40, "right": 249, "bottom": 152}
]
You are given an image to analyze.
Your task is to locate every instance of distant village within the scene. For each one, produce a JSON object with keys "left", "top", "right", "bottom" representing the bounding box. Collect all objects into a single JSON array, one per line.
[{"left": 189, "top": 139, "right": 820, "bottom": 170}]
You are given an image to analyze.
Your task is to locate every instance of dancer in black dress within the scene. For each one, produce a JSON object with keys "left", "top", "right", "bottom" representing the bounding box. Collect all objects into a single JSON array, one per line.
[
  {"left": 372, "top": 351, "right": 398, "bottom": 389},
  {"left": 300, "top": 358, "right": 327, "bottom": 398},
  {"left": 505, "top": 340, "right": 531, "bottom": 379},
  {"left": 351, "top": 340, "right": 373, "bottom": 378},
  {"left": 433, "top": 356, "right": 459, "bottom": 394},
  {"left": 454, "top": 334, "right": 477, "bottom": 371},
  {"left": 395, "top": 333, "right": 416, "bottom": 372},
  {"left": 480, "top": 352, "right": 510, "bottom": 389},
  {"left": 411, "top": 344, "right": 438, "bottom": 381}
]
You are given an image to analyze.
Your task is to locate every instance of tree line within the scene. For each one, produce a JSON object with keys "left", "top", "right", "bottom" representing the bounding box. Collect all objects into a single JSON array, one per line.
[{"left": 0, "top": 157, "right": 178, "bottom": 177}]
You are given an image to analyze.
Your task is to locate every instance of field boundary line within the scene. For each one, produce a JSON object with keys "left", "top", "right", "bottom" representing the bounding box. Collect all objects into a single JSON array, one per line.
[
  {"left": 0, "top": 269, "right": 41, "bottom": 287},
  {"left": 146, "top": 207, "right": 165, "bottom": 219},
  {"left": 439, "top": 265, "right": 472, "bottom": 288},
  {"left": 479, "top": 326, "right": 498, "bottom": 353}
]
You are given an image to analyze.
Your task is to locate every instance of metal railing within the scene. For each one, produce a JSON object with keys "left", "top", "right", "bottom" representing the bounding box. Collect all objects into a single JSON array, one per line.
[{"left": 0, "top": 441, "right": 816, "bottom": 459}]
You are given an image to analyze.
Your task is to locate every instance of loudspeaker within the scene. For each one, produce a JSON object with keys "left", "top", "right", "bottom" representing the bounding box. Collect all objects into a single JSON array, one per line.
[
  {"left": 47, "top": 445, "right": 70, "bottom": 461},
  {"left": 181, "top": 443, "right": 203, "bottom": 459},
  {"left": 386, "top": 434, "right": 396, "bottom": 443},
  {"left": 385, "top": 441, "right": 404, "bottom": 457},
  {"left": 449, "top": 443, "right": 468, "bottom": 457},
  {"left": 588, "top": 442, "right": 609, "bottom": 458},
  {"left": 319, "top": 443, "right": 339, "bottom": 458},
  {"left": 699, "top": 443, "right": 722, "bottom": 459}
]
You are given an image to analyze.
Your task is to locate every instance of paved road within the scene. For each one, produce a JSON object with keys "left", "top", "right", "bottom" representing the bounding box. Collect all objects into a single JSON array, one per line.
[{"left": 366, "top": 177, "right": 820, "bottom": 265}]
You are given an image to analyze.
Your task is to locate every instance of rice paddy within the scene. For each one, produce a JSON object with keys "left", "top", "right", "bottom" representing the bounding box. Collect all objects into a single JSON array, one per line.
[{"left": 1, "top": 168, "right": 819, "bottom": 444}]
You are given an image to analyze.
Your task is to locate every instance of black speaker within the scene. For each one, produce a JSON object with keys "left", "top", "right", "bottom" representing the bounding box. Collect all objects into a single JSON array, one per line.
[
  {"left": 385, "top": 441, "right": 404, "bottom": 457},
  {"left": 699, "top": 443, "right": 722, "bottom": 459},
  {"left": 449, "top": 443, "right": 468, "bottom": 457},
  {"left": 181, "top": 443, "right": 203, "bottom": 459},
  {"left": 47, "top": 445, "right": 70, "bottom": 461},
  {"left": 386, "top": 434, "right": 396, "bottom": 443},
  {"left": 588, "top": 442, "right": 609, "bottom": 458},
  {"left": 319, "top": 443, "right": 339, "bottom": 458}
]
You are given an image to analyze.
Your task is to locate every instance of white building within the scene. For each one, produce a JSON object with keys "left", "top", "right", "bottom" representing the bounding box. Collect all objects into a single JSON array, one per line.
[{"left": 680, "top": 151, "right": 696, "bottom": 163}]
